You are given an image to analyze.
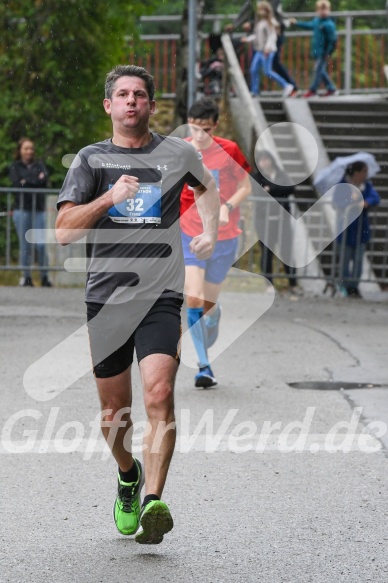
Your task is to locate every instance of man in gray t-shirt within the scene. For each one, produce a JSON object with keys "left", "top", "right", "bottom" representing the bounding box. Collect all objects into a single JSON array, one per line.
[{"left": 56, "top": 65, "right": 220, "bottom": 544}]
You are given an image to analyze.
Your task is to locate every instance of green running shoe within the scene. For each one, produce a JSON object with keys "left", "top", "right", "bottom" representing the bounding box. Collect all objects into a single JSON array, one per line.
[
  {"left": 135, "top": 500, "right": 173, "bottom": 544},
  {"left": 113, "top": 458, "right": 144, "bottom": 535}
]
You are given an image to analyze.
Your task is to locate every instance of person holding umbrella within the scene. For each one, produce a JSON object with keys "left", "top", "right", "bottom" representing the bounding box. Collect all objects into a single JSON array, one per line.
[
  {"left": 332, "top": 160, "right": 381, "bottom": 298},
  {"left": 313, "top": 152, "right": 381, "bottom": 196}
]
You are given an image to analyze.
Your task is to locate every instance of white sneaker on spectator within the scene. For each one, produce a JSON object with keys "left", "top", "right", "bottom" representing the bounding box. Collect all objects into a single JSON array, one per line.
[{"left": 283, "top": 84, "right": 294, "bottom": 98}]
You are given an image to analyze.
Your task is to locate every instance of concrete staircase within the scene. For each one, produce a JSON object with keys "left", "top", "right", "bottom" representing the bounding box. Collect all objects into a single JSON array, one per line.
[
  {"left": 309, "top": 98, "right": 388, "bottom": 285},
  {"left": 258, "top": 97, "right": 388, "bottom": 288},
  {"left": 259, "top": 99, "right": 333, "bottom": 284},
  {"left": 259, "top": 99, "right": 313, "bottom": 198}
]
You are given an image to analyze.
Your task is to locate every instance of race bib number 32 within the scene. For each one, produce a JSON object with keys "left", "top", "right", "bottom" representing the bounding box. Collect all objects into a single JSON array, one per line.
[{"left": 108, "top": 183, "right": 162, "bottom": 224}]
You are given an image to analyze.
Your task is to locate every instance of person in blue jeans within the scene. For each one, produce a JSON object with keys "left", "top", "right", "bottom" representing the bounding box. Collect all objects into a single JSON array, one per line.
[
  {"left": 225, "top": 1, "right": 298, "bottom": 94},
  {"left": 333, "top": 161, "right": 380, "bottom": 298},
  {"left": 242, "top": 1, "right": 294, "bottom": 98},
  {"left": 291, "top": 0, "right": 337, "bottom": 98},
  {"left": 272, "top": 3, "right": 298, "bottom": 94},
  {"left": 9, "top": 137, "right": 52, "bottom": 287}
]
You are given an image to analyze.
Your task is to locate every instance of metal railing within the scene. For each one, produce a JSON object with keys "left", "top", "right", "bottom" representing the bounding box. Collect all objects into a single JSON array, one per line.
[
  {"left": 237, "top": 195, "right": 388, "bottom": 289},
  {"left": 0, "top": 188, "right": 62, "bottom": 275},
  {"left": 1, "top": 189, "right": 387, "bottom": 290},
  {"left": 128, "top": 10, "right": 388, "bottom": 96}
]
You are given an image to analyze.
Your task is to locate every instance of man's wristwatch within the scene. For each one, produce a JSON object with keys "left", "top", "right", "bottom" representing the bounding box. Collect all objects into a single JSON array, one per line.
[{"left": 224, "top": 202, "right": 234, "bottom": 212}]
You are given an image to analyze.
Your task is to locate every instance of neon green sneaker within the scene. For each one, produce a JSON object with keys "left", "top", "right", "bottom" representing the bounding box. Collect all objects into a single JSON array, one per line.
[
  {"left": 135, "top": 500, "right": 173, "bottom": 545},
  {"left": 113, "top": 458, "right": 144, "bottom": 535}
]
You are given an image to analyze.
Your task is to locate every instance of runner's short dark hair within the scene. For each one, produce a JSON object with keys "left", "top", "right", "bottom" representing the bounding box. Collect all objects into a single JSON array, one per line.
[
  {"left": 105, "top": 65, "right": 155, "bottom": 100},
  {"left": 187, "top": 97, "right": 219, "bottom": 123}
]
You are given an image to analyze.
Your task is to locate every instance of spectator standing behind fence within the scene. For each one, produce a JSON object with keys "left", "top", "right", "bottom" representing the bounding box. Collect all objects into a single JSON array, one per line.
[
  {"left": 9, "top": 138, "right": 52, "bottom": 287},
  {"left": 290, "top": 0, "right": 338, "bottom": 98},
  {"left": 333, "top": 161, "right": 380, "bottom": 299},
  {"left": 225, "top": 1, "right": 297, "bottom": 94},
  {"left": 251, "top": 150, "right": 300, "bottom": 294},
  {"left": 241, "top": 1, "right": 294, "bottom": 98}
]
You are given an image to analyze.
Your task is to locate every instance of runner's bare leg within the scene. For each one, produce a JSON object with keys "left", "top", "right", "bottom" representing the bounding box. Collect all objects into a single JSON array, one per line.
[
  {"left": 96, "top": 367, "right": 134, "bottom": 471},
  {"left": 203, "top": 280, "right": 223, "bottom": 314},
  {"left": 184, "top": 265, "right": 223, "bottom": 314},
  {"left": 139, "top": 353, "right": 178, "bottom": 497}
]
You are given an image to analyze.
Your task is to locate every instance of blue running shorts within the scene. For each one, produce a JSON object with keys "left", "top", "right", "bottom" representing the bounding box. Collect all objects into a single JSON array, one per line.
[{"left": 181, "top": 231, "right": 238, "bottom": 284}]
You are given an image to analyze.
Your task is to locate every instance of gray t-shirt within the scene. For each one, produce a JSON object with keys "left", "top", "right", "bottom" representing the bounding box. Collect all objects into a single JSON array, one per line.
[{"left": 57, "top": 133, "right": 204, "bottom": 304}]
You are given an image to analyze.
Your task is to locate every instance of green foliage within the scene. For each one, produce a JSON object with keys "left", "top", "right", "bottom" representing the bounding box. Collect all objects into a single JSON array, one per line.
[
  {"left": 0, "top": 0, "right": 385, "bottom": 186},
  {"left": 0, "top": 0, "right": 155, "bottom": 186}
]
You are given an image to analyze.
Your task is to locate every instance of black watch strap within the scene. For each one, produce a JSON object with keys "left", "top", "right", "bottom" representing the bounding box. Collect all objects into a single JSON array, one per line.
[{"left": 225, "top": 202, "right": 234, "bottom": 212}]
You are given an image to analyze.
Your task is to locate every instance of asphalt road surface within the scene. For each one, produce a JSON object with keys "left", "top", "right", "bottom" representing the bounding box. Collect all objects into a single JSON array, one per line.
[{"left": 1, "top": 285, "right": 387, "bottom": 583}]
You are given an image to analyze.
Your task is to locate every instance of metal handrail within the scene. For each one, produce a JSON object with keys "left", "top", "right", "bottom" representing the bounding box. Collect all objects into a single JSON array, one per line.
[
  {"left": 137, "top": 28, "right": 388, "bottom": 41},
  {"left": 130, "top": 11, "right": 388, "bottom": 96},
  {"left": 1, "top": 187, "right": 60, "bottom": 194},
  {"left": 239, "top": 196, "right": 388, "bottom": 287},
  {"left": 1, "top": 194, "right": 387, "bottom": 286},
  {"left": 139, "top": 11, "right": 388, "bottom": 22}
]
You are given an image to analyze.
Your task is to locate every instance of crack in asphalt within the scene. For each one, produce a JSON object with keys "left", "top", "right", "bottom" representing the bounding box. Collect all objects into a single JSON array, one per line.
[
  {"left": 293, "top": 320, "right": 361, "bottom": 368},
  {"left": 293, "top": 320, "right": 388, "bottom": 457}
]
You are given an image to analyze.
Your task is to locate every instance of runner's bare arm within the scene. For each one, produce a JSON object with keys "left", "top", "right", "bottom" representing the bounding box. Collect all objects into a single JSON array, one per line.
[
  {"left": 190, "top": 166, "right": 220, "bottom": 260},
  {"left": 219, "top": 173, "right": 252, "bottom": 226},
  {"left": 192, "top": 166, "right": 220, "bottom": 238},
  {"left": 55, "top": 175, "right": 139, "bottom": 245}
]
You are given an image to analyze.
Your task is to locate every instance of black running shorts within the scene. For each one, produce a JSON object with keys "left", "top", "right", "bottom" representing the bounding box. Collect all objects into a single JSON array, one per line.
[{"left": 86, "top": 297, "right": 183, "bottom": 378}]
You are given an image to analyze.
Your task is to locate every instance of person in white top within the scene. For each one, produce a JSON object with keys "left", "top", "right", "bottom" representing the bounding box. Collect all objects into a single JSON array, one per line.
[{"left": 242, "top": 0, "right": 294, "bottom": 97}]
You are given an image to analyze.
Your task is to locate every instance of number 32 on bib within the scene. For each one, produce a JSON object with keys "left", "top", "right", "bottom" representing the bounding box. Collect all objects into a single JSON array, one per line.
[{"left": 108, "top": 182, "right": 162, "bottom": 224}]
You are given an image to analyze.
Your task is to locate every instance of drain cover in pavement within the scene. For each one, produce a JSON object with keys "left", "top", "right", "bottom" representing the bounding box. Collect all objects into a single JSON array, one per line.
[{"left": 288, "top": 381, "right": 382, "bottom": 391}]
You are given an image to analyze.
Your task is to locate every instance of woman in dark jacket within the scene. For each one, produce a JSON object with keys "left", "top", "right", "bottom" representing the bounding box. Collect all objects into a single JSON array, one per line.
[
  {"left": 251, "top": 150, "right": 298, "bottom": 290},
  {"left": 9, "top": 137, "right": 52, "bottom": 286}
]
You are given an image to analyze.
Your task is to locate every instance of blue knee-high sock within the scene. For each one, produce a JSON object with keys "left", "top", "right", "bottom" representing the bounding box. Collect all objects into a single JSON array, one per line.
[{"left": 187, "top": 307, "right": 209, "bottom": 368}]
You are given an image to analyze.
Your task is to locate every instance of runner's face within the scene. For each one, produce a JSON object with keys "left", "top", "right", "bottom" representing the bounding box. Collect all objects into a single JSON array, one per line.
[
  {"left": 188, "top": 117, "right": 217, "bottom": 149},
  {"left": 103, "top": 76, "right": 155, "bottom": 133}
]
